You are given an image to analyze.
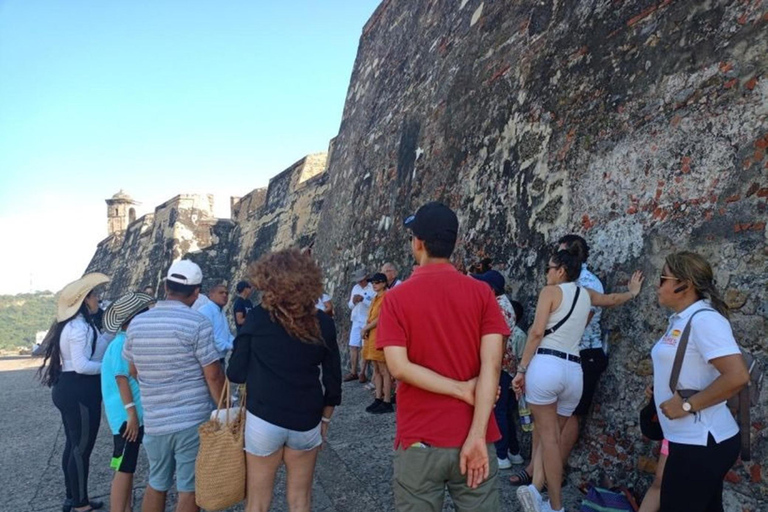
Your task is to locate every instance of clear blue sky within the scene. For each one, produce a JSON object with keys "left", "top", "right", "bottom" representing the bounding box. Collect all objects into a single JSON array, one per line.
[{"left": 0, "top": 0, "right": 379, "bottom": 294}]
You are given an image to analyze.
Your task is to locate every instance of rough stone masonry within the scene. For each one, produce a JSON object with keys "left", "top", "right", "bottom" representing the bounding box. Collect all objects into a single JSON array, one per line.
[
  {"left": 86, "top": 1, "right": 767, "bottom": 508},
  {"left": 311, "top": 1, "right": 767, "bottom": 508}
]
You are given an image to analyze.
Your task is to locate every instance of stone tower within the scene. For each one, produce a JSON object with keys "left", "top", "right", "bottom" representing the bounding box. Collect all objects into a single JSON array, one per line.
[{"left": 105, "top": 190, "right": 138, "bottom": 236}]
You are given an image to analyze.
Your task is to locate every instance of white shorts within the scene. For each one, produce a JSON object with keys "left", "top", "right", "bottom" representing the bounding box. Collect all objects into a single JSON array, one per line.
[
  {"left": 244, "top": 412, "right": 322, "bottom": 457},
  {"left": 525, "top": 353, "right": 584, "bottom": 417},
  {"left": 349, "top": 322, "right": 364, "bottom": 347}
]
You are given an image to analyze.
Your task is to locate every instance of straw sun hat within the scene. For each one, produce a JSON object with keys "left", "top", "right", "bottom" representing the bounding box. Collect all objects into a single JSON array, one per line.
[
  {"left": 103, "top": 292, "right": 156, "bottom": 333},
  {"left": 56, "top": 273, "right": 110, "bottom": 322}
]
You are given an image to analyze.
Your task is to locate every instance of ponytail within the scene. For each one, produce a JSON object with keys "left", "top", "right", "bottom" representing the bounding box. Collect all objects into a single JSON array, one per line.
[{"left": 665, "top": 251, "right": 729, "bottom": 319}]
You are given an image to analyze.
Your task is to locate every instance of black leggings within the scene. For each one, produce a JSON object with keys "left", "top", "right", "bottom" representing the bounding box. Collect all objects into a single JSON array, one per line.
[
  {"left": 661, "top": 433, "right": 740, "bottom": 512},
  {"left": 52, "top": 372, "right": 102, "bottom": 508}
]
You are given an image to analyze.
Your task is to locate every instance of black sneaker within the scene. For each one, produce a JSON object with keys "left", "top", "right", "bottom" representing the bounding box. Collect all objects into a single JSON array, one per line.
[
  {"left": 372, "top": 401, "right": 394, "bottom": 414},
  {"left": 365, "top": 398, "right": 383, "bottom": 412}
]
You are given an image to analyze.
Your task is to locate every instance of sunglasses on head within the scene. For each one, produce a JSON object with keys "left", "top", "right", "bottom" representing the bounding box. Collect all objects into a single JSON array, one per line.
[{"left": 659, "top": 274, "right": 679, "bottom": 286}]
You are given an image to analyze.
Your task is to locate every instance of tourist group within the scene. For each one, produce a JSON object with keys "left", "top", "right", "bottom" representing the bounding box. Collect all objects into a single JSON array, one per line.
[{"left": 38, "top": 201, "right": 753, "bottom": 512}]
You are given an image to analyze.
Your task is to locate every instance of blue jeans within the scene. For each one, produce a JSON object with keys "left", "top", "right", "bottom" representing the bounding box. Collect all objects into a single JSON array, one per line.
[{"left": 494, "top": 371, "right": 520, "bottom": 459}]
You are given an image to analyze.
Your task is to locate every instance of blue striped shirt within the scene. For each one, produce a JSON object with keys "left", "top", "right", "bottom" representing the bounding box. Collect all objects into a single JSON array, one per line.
[{"left": 123, "top": 300, "right": 220, "bottom": 435}]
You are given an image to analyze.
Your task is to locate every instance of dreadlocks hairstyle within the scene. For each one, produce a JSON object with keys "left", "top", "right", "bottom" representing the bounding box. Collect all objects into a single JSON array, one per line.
[
  {"left": 248, "top": 248, "right": 324, "bottom": 344},
  {"left": 665, "top": 251, "right": 729, "bottom": 319}
]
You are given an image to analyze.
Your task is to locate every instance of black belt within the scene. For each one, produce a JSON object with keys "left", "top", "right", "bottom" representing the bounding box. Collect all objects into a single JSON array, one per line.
[{"left": 537, "top": 348, "right": 581, "bottom": 364}]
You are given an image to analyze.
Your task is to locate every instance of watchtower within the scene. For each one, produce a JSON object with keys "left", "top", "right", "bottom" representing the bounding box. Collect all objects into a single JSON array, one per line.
[{"left": 105, "top": 190, "right": 138, "bottom": 235}]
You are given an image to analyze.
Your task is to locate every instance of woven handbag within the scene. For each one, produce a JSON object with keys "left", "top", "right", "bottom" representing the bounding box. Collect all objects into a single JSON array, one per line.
[{"left": 195, "top": 381, "right": 246, "bottom": 511}]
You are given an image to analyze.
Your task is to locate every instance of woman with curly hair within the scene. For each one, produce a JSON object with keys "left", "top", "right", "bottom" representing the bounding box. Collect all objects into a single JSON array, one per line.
[{"left": 227, "top": 248, "right": 342, "bottom": 512}]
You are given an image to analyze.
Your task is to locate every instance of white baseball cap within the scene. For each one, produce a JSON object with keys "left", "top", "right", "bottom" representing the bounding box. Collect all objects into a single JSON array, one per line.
[{"left": 165, "top": 260, "right": 203, "bottom": 286}]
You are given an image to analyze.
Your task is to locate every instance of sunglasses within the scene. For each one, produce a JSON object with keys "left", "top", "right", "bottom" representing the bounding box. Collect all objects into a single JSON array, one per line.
[
  {"left": 659, "top": 274, "right": 679, "bottom": 287},
  {"left": 545, "top": 264, "right": 561, "bottom": 272}
]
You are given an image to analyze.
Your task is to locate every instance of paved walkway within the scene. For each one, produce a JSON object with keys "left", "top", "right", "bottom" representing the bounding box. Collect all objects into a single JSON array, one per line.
[{"left": 1, "top": 358, "right": 584, "bottom": 511}]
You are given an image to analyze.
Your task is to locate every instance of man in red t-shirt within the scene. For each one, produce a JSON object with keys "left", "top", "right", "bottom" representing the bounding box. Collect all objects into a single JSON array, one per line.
[{"left": 377, "top": 202, "right": 510, "bottom": 511}]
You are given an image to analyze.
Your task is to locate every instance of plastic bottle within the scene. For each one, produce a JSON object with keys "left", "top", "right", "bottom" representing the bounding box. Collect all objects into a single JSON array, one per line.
[{"left": 518, "top": 395, "right": 534, "bottom": 432}]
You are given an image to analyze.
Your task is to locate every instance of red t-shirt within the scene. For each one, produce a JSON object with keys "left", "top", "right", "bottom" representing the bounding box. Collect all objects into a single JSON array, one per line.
[{"left": 376, "top": 263, "right": 510, "bottom": 449}]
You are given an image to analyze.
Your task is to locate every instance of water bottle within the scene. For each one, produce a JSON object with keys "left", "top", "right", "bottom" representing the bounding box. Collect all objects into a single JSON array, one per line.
[{"left": 518, "top": 395, "right": 534, "bottom": 432}]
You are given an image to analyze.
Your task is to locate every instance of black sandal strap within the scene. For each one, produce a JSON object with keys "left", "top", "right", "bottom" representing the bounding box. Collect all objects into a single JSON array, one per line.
[{"left": 509, "top": 468, "right": 532, "bottom": 486}]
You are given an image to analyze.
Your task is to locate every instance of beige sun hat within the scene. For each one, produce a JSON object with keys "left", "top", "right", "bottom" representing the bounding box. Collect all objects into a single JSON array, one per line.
[{"left": 56, "top": 273, "right": 110, "bottom": 322}]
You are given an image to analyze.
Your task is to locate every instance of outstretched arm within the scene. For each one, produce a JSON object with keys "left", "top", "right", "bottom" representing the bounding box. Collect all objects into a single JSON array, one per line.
[
  {"left": 587, "top": 270, "right": 644, "bottom": 308},
  {"left": 384, "top": 346, "right": 476, "bottom": 404}
]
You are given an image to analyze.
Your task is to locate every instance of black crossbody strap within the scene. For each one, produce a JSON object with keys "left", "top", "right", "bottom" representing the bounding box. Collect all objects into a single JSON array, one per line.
[
  {"left": 544, "top": 286, "right": 581, "bottom": 337},
  {"left": 668, "top": 309, "right": 715, "bottom": 393}
]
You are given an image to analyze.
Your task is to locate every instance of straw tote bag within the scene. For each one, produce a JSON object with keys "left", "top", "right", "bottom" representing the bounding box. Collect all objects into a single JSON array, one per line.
[{"left": 195, "top": 381, "right": 246, "bottom": 511}]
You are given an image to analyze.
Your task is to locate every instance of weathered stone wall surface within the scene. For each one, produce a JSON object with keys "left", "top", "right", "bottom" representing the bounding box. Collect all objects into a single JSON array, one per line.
[
  {"left": 313, "top": 0, "right": 767, "bottom": 507},
  {"left": 227, "top": 153, "right": 329, "bottom": 284}
]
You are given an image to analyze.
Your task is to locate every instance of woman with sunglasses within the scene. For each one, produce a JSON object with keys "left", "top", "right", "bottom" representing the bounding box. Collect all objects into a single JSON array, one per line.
[
  {"left": 513, "top": 249, "right": 643, "bottom": 512},
  {"left": 651, "top": 252, "right": 748, "bottom": 512}
]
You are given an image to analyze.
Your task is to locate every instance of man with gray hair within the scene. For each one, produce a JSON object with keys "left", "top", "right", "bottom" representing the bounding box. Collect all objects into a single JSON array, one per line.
[
  {"left": 196, "top": 282, "right": 234, "bottom": 362},
  {"left": 381, "top": 262, "right": 402, "bottom": 289}
]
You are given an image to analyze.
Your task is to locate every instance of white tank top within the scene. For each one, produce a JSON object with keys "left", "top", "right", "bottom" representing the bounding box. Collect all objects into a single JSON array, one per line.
[{"left": 539, "top": 282, "right": 592, "bottom": 356}]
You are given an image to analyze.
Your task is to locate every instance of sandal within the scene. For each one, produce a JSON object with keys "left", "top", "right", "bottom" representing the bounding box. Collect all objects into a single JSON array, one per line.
[{"left": 509, "top": 468, "right": 532, "bottom": 486}]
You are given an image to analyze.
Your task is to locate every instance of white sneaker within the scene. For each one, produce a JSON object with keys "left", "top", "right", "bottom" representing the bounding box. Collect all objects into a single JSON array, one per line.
[
  {"left": 508, "top": 451, "right": 525, "bottom": 465},
  {"left": 516, "top": 484, "right": 543, "bottom": 512},
  {"left": 497, "top": 457, "right": 512, "bottom": 469},
  {"left": 542, "top": 501, "right": 564, "bottom": 512}
]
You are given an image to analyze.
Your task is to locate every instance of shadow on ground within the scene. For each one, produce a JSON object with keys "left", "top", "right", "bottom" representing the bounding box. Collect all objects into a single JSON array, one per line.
[{"left": 1, "top": 359, "right": 585, "bottom": 511}]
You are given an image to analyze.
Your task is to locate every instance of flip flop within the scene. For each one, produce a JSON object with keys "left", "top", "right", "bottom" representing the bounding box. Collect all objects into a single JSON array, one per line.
[{"left": 509, "top": 468, "right": 532, "bottom": 486}]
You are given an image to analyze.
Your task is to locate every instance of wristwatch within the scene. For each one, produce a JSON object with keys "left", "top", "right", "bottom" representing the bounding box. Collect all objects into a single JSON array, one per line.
[{"left": 682, "top": 398, "right": 693, "bottom": 413}]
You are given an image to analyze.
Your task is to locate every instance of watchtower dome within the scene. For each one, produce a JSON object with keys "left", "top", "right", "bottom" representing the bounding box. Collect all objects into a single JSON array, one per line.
[{"left": 105, "top": 190, "right": 138, "bottom": 236}]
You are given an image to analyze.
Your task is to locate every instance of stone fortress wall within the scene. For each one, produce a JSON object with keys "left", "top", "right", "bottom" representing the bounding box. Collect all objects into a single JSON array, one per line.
[
  {"left": 85, "top": 150, "right": 329, "bottom": 296},
  {"left": 85, "top": 1, "right": 767, "bottom": 508},
  {"left": 311, "top": 0, "right": 767, "bottom": 508}
]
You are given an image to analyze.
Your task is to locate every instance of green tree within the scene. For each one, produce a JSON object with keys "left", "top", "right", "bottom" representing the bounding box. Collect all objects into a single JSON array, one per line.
[{"left": 0, "top": 292, "right": 57, "bottom": 351}]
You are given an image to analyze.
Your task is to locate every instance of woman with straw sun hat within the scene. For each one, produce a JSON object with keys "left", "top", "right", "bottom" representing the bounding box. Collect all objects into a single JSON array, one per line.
[
  {"left": 38, "top": 272, "right": 111, "bottom": 512},
  {"left": 100, "top": 291, "right": 155, "bottom": 512}
]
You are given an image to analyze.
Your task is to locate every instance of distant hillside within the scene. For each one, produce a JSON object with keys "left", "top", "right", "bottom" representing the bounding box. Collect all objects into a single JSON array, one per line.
[{"left": 0, "top": 292, "right": 57, "bottom": 351}]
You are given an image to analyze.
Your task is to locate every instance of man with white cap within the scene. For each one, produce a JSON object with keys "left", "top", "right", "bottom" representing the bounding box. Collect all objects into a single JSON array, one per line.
[
  {"left": 123, "top": 260, "right": 225, "bottom": 512},
  {"left": 345, "top": 269, "right": 374, "bottom": 382}
]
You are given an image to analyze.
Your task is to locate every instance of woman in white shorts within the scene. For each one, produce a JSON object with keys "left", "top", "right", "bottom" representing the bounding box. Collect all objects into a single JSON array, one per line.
[
  {"left": 227, "top": 249, "right": 342, "bottom": 512},
  {"left": 512, "top": 248, "right": 643, "bottom": 512}
]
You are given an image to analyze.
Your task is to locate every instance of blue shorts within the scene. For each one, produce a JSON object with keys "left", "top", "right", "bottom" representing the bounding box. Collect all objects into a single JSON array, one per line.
[{"left": 143, "top": 423, "right": 202, "bottom": 493}]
